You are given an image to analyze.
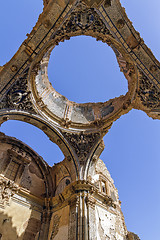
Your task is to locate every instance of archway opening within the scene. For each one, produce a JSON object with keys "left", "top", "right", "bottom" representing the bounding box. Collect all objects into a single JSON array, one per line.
[
  {"left": 48, "top": 36, "right": 128, "bottom": 103},
  {"left": 0, "top": 120, "right": 64, "bottom": 166}
]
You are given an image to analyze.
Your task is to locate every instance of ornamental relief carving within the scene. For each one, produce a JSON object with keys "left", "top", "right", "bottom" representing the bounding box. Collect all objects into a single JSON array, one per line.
[
  {"left": 138, "top": 71, "right": 160, "bottom": 109},
  {"left": 29, "top": 1, "right": 137, "bottom": 130},
  {"left": 63, "top": 132, "right": 100, "bottom": 163},
  {"left": 0, "top": 70, "right": 36, "bottom": 113},
  {"left": 0, "top": 176, "right": 19, "bottom": 207},
  {"left": 53, "top": 3, "right": 112, "bottom": 39},
  {"left": 10, "top": 145, "right": 32, "bottom": 162},
  {"left": 50, "top": 214, "right": 61, "bottom": 240}
]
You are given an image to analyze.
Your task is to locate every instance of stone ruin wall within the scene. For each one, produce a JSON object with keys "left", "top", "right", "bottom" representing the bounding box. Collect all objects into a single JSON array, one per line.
[{"left": 0, "top": 132, "right": 139, "bottom": 240}]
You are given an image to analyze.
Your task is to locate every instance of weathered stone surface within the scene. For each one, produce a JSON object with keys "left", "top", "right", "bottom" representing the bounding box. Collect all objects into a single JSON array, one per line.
[
  {"left": 0, "top": 176, "right": 19, "bottom": 207},
  {"left": 127, "top": 232, "right": 140, "bottom": 240},
  {"left": 0, "top": 71, "right": 36, "bottom": 113},
  {"left": 28, "top": 1, "right": 137, "bottom": 131},
  {"left": 0, "top": 133, "right": 140, "bottom": 239},
  {"left": 138, "top": 71, "right": 160, "bottom": 108},
  {"left": 48, "top": 206, "right": 69, "bottom": 240},
  {"left": 1, "top": 0, "right": 157, "bottom": 238},
  {"left": 63, "top": 131, "right": 101, "bottom": 163}
]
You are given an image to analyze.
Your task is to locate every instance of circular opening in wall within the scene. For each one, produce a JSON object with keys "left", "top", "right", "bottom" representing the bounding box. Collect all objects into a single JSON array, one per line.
[{"left": 47, "top": 36, "right": 128, "bottom": 103}]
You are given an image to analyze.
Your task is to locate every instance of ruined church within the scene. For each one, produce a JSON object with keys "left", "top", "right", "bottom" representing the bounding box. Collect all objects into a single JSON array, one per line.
[{"left": 0, "top": 0, "right": 159, "bottom": 239}]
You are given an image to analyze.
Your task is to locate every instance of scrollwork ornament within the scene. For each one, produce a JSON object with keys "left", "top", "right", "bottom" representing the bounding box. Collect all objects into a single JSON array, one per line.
[
  {"left": 0, "top": 71, "right": 36, "bottom": 113},
  {"left": 63, "top": 132, "right": 101, "bottom": 164},
  {"left": 0, "top": 176, "right": 19, "bottom": 207},
  {"left": 50, "top": 214, "right": 61, "bottom": 240},
  {"left": 138, "top": 72, "right": 160, "bottom": 109},
  {"left": 52, "top": 3, "right": 112, "bottom": 40}
]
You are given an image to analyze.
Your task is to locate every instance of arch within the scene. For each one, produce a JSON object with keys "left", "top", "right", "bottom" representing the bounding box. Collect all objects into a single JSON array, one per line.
[
  {"left": 29, "top": 27, "right": 138, "bottom": 130},
  {"left": 0, "top": 1, "right": 160, "bottom": 239},
  {"left": 83, "top": 139, "right": 105, "bottom": 180},
  {"left": 0, "top": 110, "right": 79, "bottom": 180},
  {"left": 112, "top": 0, "right": 160, "bottom": 88},
  {"left": 0, "top": 0, "right": 72, "bottom": 98},
  {"left": 0, "top": 131, "right": 51, "bottom": 197},
  {"left": 1, "top": 120, "right": 64, "bottom": 166}
]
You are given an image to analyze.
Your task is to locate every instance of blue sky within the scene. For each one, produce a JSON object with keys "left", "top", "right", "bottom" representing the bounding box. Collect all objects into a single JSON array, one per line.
[{"left": 1, "top": 1, "right": 160, "bottom": 239}]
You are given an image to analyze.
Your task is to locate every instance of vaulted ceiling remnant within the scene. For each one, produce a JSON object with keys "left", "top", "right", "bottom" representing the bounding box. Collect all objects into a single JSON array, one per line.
[
  {"left": 0, "top": 1, "right": 159, "bottom": 174},
  {"left": 0, "top": 0, "right": 159, "bottom": 171}
]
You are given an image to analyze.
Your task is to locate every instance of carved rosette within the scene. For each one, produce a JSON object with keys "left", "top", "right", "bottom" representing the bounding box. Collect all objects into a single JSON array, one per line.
[
  {"left": 0, "top": 176, "right": 19, "bottom": 207},
  {"left": 63, "top": 132, "right": 101, "bottom": 164},
  {"left": 0, "top": 71, "right": 36, "bottom": 113}
]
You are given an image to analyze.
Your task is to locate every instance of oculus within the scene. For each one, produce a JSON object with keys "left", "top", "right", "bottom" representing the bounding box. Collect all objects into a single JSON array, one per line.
[{"left": 29, "top": 3, "right": 138, "bottom": 130}]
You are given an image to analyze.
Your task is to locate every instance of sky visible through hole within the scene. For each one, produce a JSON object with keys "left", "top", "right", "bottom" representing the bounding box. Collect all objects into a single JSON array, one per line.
[
  {"left": 48, "top": 36, "right": 128, "bottom": 103},
  {"left": 0, "top": 121, "right": 64, "bottom": 166},
  {"left": 0, "top": 0, "right": 160, "bottom": 239}
]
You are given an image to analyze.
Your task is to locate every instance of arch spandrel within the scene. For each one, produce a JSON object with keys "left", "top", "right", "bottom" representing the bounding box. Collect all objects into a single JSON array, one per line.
[
  {"left": 0, "top": 115, "right": 80, "bottom": 179},
  {"left": 0, "top": 131, "right": 52, "bottom": 199},
  {"left": 99, "top": 0, "right": 160, "bottom": 85},
  {"left": 0, "top": 0, "right": 74, "bottom": 98}
]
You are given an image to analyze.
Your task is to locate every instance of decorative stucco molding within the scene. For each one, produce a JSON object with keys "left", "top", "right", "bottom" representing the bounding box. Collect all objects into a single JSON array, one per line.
[{"left": 0, "top": 175, "right": 19, "bottom": 207}]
